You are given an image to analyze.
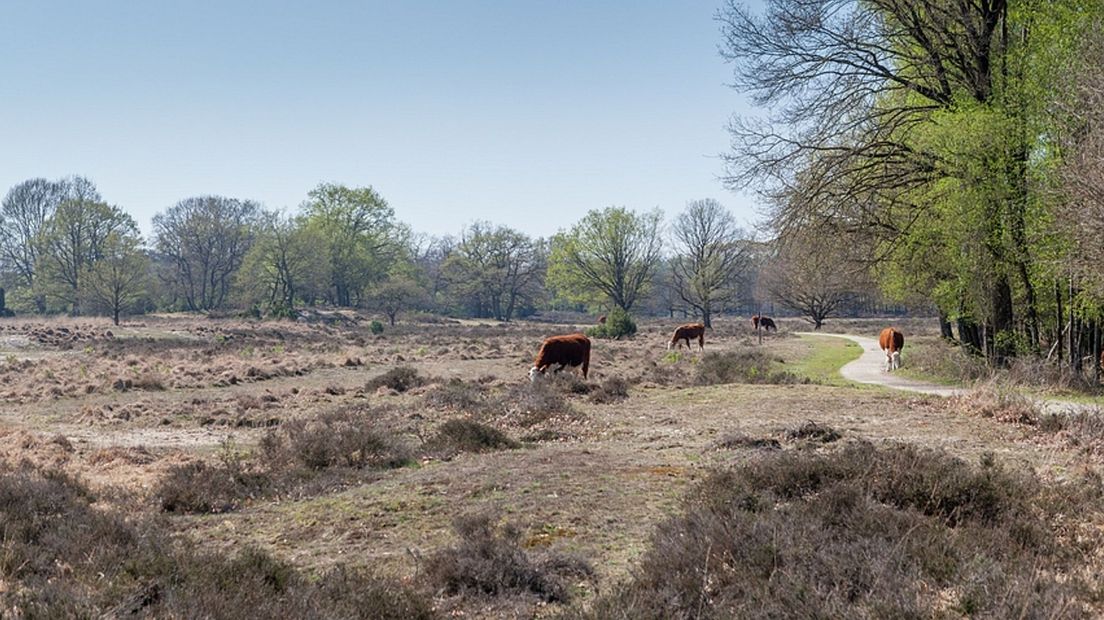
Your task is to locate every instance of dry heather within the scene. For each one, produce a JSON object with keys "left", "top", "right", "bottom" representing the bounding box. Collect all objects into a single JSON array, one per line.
[{"left": 5, "top": 314, "right": 1104, "bottom": 617}]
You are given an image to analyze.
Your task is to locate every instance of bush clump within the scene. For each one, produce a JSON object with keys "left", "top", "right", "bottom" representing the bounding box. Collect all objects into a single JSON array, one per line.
[
  {"left": 425, "top": 379, "right": 490, "bottom": 412},
  {"left": 694, "top": 349, "right": 803, "bottom": 385},
  {"left": 426, "top": 512, "right": 590, "bottom": 603},
  {"left": 785, "top": 420, "right": 842, "bottom": 443},
  {"left": 424, "top": 419, "right": 520, "bottom": 457},
  {"left": 157, "top": 460, "right": 268, "bottom": 514},
  {"left": 370, "top": 320, "right": 385, "bottom": 335},
  {"left": 367, "top": 366, "right": 425, "bottom": 393},
  {"left": 573, "top": 442, "right": 1095, "bottom": 619},
  {"left": 266, "top": 407, "right": 414, "bottom": 470},
  {"left": 588, "top": 377, "right": 629, "bottom": 404},
  {"left": 586, "top": 308, "right": 637, "bottom": 340}
]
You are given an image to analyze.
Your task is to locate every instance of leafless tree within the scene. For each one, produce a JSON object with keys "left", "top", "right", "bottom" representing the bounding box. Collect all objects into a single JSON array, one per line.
[
  {"left": 154, "top": 196, "right": 261, "bottom": 311},
  {"left": 443, "top": 222, "right": 545, "bottom": 321},
  {"left": 761, "top": 229, "right": 866, "bottom": 330},
  {"left": 670, "top": 199, "right": 750, "bottom": 327}
]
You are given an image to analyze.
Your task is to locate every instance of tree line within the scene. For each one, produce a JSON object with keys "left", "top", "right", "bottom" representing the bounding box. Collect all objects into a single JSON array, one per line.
[
  {"left": 0, "top": 178, "right": 805, "bottom": 325},
  {"left": 719, "top": 0, "right": 1104, "bottom": 368}
]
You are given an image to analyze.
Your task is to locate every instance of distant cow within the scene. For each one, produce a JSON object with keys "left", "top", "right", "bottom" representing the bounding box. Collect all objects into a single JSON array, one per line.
[
  {"left": 668, "top": 323, "right": 705, "bottom": 351},
  {"left": 753, "top": 314, "right": 777, "bottom": 332},
  {"left": 529, "top": 333, "right": 591, "bottom": 382},
  {"left": 879, "top": 327, "right": 904, "bottom": 371}
]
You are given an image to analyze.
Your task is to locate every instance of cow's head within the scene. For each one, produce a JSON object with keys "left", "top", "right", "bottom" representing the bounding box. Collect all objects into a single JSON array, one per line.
[{"left": 528, "top": 366, "right": 542, "bottom": 382}]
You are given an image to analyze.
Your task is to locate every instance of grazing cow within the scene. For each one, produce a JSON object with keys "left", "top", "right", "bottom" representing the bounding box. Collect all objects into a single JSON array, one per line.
[
  {"left": 529, "top": 333, "right": 591, "bottom": 382},
  {"left": 754, "top": 315, "right": 777, "bottom": 332},
  {"left": 668, "top": 323, "right": 706, "bottom": 351},
  {"left": 597, "top": 315, "right": 607, "bottom": 325},
  {"left": 879, "top": 327, "right": 904, "bottom": 371}
]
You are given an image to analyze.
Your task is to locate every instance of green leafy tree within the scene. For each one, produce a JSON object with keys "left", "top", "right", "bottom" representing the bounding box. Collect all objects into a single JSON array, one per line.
[
  {"left": 84, "top": 231, "right": 150, "bottom": 325},
  {"left": 301, "top": 182, "right": 396, "bottom": 307},
  {"left": 236, "top": 211, "right": 330, "bottom": 316},
  {"left": 38, "top": 198, "right": 138, "bottom": 315},
  {"left": 548, "top": 207, "right": 663, "bottom": 312}
]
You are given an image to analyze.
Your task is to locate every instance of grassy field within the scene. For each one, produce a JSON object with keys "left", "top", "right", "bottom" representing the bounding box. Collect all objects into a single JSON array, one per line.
[{"left": 2, "top": 313, "right": 1102, "bottom": 617}]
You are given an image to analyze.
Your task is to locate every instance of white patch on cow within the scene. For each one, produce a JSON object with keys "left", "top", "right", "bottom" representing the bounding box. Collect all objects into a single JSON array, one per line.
[
  {"left": 891, "top": 351, "right": 901, "bottom": 371},
  {"left": 528, "top": 366, "right": 541, "bottom": 382}
]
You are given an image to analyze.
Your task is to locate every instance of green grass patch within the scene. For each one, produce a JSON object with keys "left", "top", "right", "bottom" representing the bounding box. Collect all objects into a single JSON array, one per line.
[{"left": 788, "top": 336, "right": 862, "bottom": 385}]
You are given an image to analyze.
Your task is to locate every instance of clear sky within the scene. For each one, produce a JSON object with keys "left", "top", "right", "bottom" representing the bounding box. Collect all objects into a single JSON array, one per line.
[{"left": 0, "top": 1, "right": 762, "bottom": 240}]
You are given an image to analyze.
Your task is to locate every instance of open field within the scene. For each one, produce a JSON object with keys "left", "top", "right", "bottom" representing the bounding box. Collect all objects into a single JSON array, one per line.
[{"left": 3, "top": 314, "right": 1104, "bottom": 617}]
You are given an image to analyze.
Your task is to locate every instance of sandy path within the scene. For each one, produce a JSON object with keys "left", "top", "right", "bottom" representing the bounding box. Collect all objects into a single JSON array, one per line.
[
  {"left": 800, "top": 332, "right": 1101, "bottom": 416},
  {"left": 798, "top": 332, "right": 968, "bottom": 397}
]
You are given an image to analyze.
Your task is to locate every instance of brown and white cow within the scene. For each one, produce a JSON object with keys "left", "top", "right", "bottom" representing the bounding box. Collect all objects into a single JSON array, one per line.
[
  {"left": 668, "top": 323, "right": 705, "bottom": 351},
  {"left": 879, "top": 327, "right": 904, "bottom": 371},
  {"left": 529, "top": 333, "right": 591, "bottom": 382},
  {"left": 752, "top": 315, "right": 777, "bottom": 332}
]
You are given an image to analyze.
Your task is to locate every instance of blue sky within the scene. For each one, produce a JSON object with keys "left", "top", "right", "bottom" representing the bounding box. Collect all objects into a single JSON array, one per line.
[{"left": 0, "top": 1, "right": 762, "bottom": 239}]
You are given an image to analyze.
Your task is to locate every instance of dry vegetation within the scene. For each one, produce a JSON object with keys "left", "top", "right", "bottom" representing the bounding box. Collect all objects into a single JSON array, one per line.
[{"left": 2, "top": 313, "right": 1104, "bottom": 617}]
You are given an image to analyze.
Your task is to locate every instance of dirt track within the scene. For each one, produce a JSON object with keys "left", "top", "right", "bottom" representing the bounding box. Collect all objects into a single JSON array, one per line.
[{"left": 800, "top": 332, "right": 968, "bottom": 396}]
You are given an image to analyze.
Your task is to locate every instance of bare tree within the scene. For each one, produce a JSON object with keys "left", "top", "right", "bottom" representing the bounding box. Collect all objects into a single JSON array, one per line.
[
  {"left": 761, "top": 230, "right": 864, "bottom": 330},
  {"left": 443, "top": 222, "right": 545, "bottom": 321},
  {"left": 670, "top": 199, "right": 750, "bottom": 327},
  {"left": 154, "top": 196, "right": 261, "bottom": 311}
]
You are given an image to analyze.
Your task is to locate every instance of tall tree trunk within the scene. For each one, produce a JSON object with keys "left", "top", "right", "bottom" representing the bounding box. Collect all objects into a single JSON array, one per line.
[
  {"left": 938, "top": 313, "right": 954, "bottom": 340},
  {"left": 991, "top": 275, "right": 1015, "bottom": 365}
]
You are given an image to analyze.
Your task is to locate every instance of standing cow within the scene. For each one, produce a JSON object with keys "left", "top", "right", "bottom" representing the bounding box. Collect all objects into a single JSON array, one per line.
[
  {"left": 668, "top": 323, "right": 705, "bottom": 351},
  {"left": 879, "top": 327, "right": 904, "bottom": 371},
  {"left": 529, "top": 333, "right": 591, "bottom": 382}
]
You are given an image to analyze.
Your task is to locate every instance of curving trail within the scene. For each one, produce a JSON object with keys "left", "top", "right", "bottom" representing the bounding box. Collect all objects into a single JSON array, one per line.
[{"left": 797, "top": 332, "right": 969, "bottom": 397}]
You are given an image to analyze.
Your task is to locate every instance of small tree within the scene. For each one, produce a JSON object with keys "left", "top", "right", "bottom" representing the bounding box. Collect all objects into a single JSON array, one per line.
[
  {"left": 369, "top": 274, "right": 429, "bottom": 326},
  {"left": 84, "top": 231, "right": 150, "bottom": 325},
  {"left": 548, "top": 207, "right": 663, "bottom": 312}
]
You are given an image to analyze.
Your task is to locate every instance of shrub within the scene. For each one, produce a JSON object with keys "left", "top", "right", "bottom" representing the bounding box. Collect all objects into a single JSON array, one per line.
[
  {"left": 785, "top": 420, "right": 841, "bottom": 443},
  {"left": 367, "top": 366, "right": 425, "bottom": 393},
  {"left": 953, "top": 381, "right": 1039, "bottom": 425},
  {"left": 425, "top": 379, "right": 489, "bottom": 412},
  {"left": 425, "top": 512, "right": 588, "bottom": 603},
  {"left": 370, "top": 320, "right": 385, "bottom": 335},
  {"left": 588, "top": 377, "right": 629, "bottom": 404},
  {"left": 157, "top": 460, "right": 267, "bottom": 514},
  {"left": 424, "top": 419, "right": 519, "bottom": 457},
  {"left": 572, "top": 443, "right": 1095, "bottom": 619},
  {"left": 500, "top": 382, "right": 576, "bottom": 426},
  {"left": 267, "top": 407, "right": 413, "bottom": 470},
  {"left": 694, "top": 349, "right": 803, "bottom": 385},
  {"left": 710, "top": 432, "right": 781, "bottom": 450},
  {"left": 586, "top": 308, "right": 636, "bottom": 339}
]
